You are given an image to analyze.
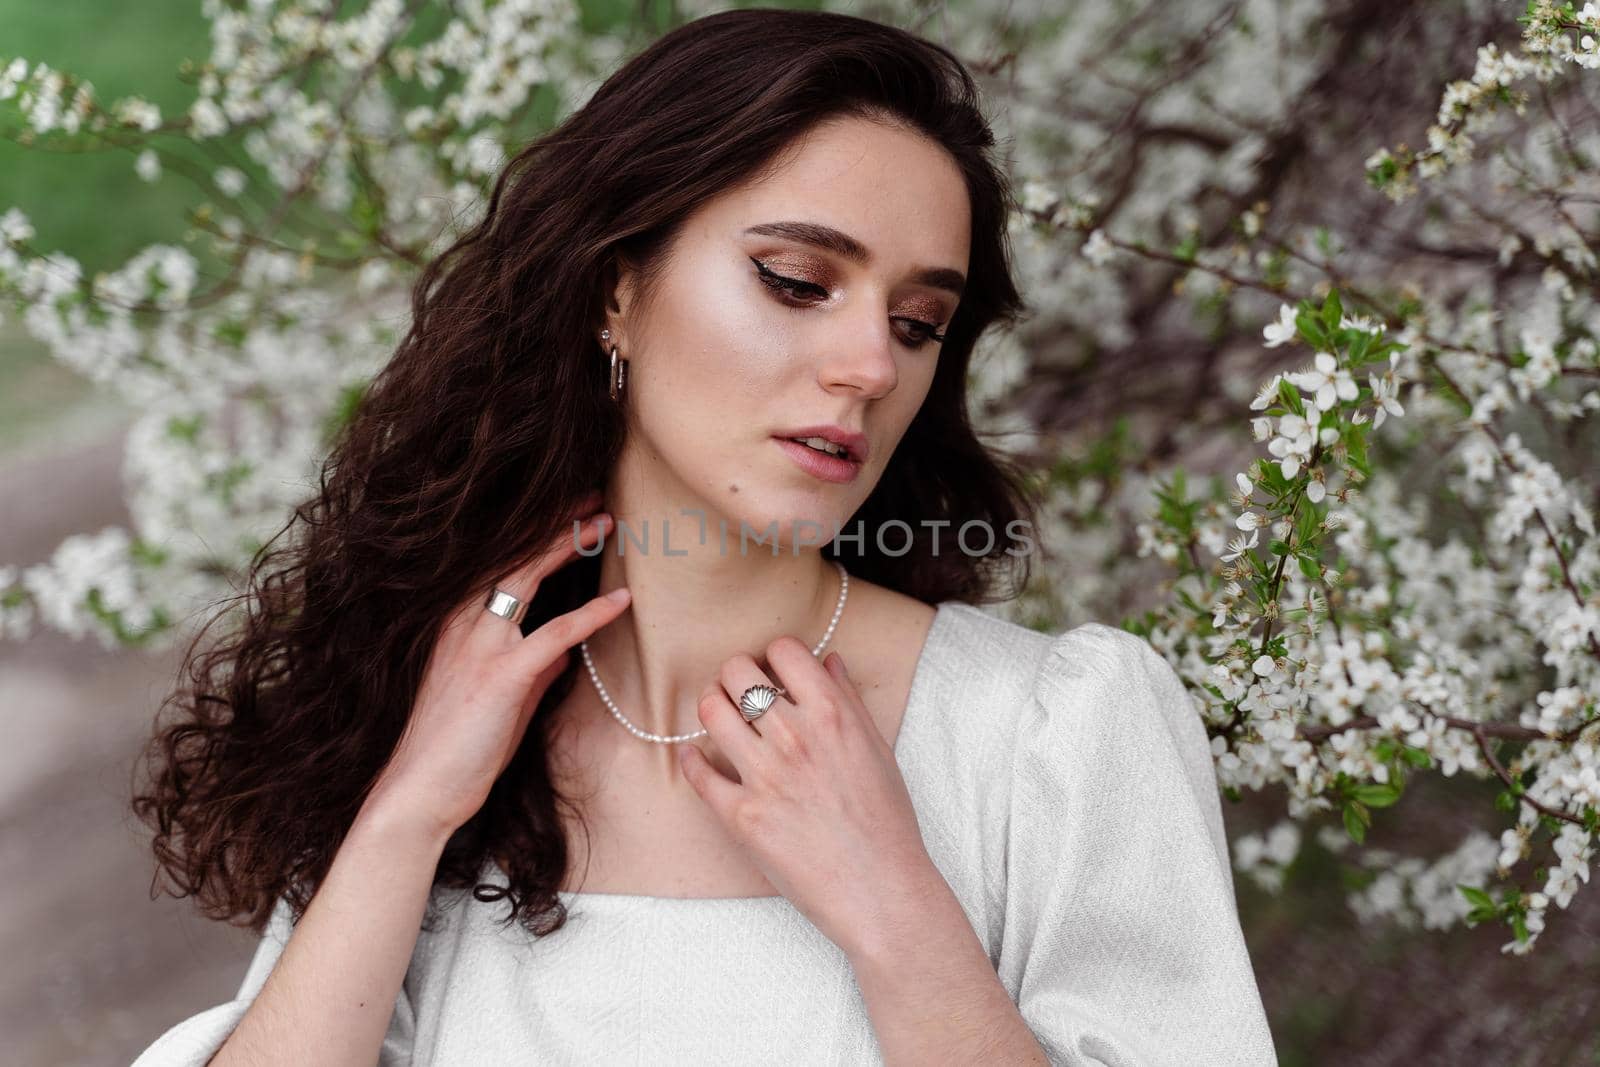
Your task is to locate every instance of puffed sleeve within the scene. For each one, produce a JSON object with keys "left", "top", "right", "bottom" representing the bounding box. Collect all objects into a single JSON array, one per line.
[
  {"left": 993, "top": 623, "right": 1277, "bottom": 1067},
  {"left": 129, "top": 895, "right": 416, "bottom": 1066}
]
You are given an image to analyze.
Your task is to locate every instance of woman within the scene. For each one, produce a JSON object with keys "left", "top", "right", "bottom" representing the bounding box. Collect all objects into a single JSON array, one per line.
[{"left": 130, "top": 8, "right": 1276, "bottom": 1066}]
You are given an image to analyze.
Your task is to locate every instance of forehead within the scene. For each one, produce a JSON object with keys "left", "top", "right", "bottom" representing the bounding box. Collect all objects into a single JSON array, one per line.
[{"left": 705, "top": 115, "right": 971, "bottom": 274}]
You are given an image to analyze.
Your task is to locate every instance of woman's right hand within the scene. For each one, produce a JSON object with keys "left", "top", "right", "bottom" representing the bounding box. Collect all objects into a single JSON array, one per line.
[{"left": 368, "top": 492, "right": 630, "bottom": 838}]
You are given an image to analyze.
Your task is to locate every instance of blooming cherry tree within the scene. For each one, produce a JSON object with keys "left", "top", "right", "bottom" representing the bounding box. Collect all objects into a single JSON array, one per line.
[
  {"left": 1004, "top": 1, "right": 1600, "bottom": 956},
  {"left": 1, "top": 0, "right": 1597, "bottom": 963}
]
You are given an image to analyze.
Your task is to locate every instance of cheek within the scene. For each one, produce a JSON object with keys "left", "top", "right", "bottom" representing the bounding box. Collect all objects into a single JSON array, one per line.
[
  {"left": 659, "top": 268, "right": 800, "bottom": 396},
  {"left": 895, "top": 360, "right": 938, "bottom": 419},
  {"left": 873, "top": 365, "right": 936, "bottom": 453}
]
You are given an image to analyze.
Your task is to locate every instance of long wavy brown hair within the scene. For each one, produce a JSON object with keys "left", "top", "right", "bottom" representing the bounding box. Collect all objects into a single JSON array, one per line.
[{"left": 132, "top": 7, "right": 1041, "bottom": 940}]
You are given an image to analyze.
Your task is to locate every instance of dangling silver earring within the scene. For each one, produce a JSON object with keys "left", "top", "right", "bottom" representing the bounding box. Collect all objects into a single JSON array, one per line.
[{"left": 602, "top": 328, "right": 628, "bottom": 402}]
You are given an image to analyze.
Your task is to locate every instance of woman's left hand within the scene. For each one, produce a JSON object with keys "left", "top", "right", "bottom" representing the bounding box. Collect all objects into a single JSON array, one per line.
[{"left": 678, "top": 636, "right": 942, "bottom": 960}]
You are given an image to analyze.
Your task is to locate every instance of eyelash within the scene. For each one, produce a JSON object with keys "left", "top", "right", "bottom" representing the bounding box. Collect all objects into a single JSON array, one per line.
[{"left": 749, "top": 257, "right": 947, "bottom": 348}]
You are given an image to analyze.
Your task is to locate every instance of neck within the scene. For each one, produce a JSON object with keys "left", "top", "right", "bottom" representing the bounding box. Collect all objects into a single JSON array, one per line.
[{"left": 576, "top": 496, "right": 846, "bottom": 781}]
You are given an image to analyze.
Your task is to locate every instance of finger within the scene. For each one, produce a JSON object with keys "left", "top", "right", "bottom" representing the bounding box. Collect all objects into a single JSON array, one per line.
[
  {"left": 820, "top": 651, "right": 876, "bottom": 740},
  {"left": 493, "top": 510, "right": 613, "bottom": 604},
  {"left": 717, "top": 653, "right": 794, "bottom": 738},
  {"left": 511, "top": 585, "right": 631, "bottom": 679},
  {"left": 696, "top": 683, "right": 765, "bottom": 772},
  {"left": 762, "top": 635, "right": 837, "bottom": 713},
  {"left": 678, "top": 742, "right": 743, "bottom": 822},
  {"left": 442, "top": 508, "right": 608, "bottom": 636},
  {"left": 515, "top": 649, "right": 571, "bottom": 729}
]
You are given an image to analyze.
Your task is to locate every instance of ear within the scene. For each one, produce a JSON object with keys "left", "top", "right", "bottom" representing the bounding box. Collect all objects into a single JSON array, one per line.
[{"left": 596, "top": 253, "right": 640, "bottom": 351}]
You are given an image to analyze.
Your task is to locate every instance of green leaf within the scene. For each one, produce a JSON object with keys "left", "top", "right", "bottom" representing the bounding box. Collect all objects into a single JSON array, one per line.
[
  {"left": 1296, "top": 504, "right": 1321, "bottom": 544},
  {"left": 1401, "top": 745, "right": 1434, "bottom": 769},
  {"left": 1297, "top": 555, "right": 1321, "bottom": 581},
  {"left": 166, "top": 415, "right": 203, "bottom": 443},
  {"left": 322, "top": 381, "right": 369, "bottom": 443},
  {"left": 1342, "top": 803, "right": 1368, "bottom": 844},
  {"left": 1351, "top": 783, "right": 1401, "bottom": 808},
  {"left": 351, "top": 185, "right": 383, "bottom": 236},
  {"left": 1339, "top": 865, "right": 1378, "bottom": 892},
  {"left": 1278, "top": 376, "right": 1306, "bottom": 415},
  {"left": 1348, "top": 330, "right": 1373, "bottom": 365},
  {"left": 1346, "top": 427, "right": 1370, "bottom": 471},
  {"left": 1320, "top": 289, "right": 1344, "bottom": 335},
  {"left": 212, "top": 318, "right": 249, "bottom": 349},
  {"left": 129, "top": 538, "right": 170, "bottom": 568},
  {"left": 1295, "top": 311, "right": 1330, "bottom": 351},
  {"left": 1457, "top": 885, "right": 1495, "bottom": 910},
  {"left": 1365, "top": 158, "right": 1398, "bottom": 190}
]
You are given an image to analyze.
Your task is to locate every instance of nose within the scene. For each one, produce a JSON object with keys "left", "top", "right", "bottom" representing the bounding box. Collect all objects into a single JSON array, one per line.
[{"left": 818, "top": 309, "right": 898, "bottom": 399}]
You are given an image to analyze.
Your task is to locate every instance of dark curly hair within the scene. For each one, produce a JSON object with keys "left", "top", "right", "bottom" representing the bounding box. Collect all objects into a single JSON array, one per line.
[{"left": 132, "top": 6, "right": 1040, "bottom": 941}]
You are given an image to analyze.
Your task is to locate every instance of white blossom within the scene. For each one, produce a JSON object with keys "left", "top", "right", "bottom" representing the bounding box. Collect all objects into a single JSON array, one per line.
[
  {"left": 134, "top": 149, "right": 160, "bottom": 183},
  {"left": 1290, "top": 352, "right": 1360, "bottom": 410},
  {"left": 1081, "top": 228, "right": 1114, "bottom": 267},
  {"left": 1262, "top": 304, "right": 1297, "bottom": 348}
]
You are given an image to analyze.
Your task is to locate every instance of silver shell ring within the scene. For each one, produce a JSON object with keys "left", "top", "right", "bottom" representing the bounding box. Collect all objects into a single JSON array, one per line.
[
  {"left": 485, "top": 587, "right": 528, "bottom": 626},
  {"left": 738, "top": 683, "right": 783, "bottom": 723}
]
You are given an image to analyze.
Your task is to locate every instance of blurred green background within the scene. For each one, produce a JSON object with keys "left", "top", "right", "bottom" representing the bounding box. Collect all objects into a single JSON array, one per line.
[
  {"left": 0, "top": 0, "right": 663, "bottom": 451},
  {"left": 0, "top": 3, "right": 215, "bottom": 450},
  {"left": 0, "top": 4, "right": 210, "bottom": 268}
]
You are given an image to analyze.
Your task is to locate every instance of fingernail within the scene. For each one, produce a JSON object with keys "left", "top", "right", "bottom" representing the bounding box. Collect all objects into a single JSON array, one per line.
[{"left": 606, "top": 586, "right": 631, "bottom": 603}]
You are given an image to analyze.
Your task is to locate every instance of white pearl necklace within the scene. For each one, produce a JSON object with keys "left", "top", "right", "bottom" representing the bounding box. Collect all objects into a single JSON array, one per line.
[{"left": 578, "top": 560, "right": 849, "bottom": 743}]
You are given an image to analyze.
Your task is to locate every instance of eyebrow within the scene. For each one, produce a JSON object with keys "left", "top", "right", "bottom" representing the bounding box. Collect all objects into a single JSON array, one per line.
[{"left": 742, "top": 220, "right": 966, "bottom": 298}]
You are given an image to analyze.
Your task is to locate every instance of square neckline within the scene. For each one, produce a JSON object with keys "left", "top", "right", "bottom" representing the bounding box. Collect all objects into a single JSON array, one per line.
[{"left": 508, "top": 598, "right": 962, "bottom": 907}]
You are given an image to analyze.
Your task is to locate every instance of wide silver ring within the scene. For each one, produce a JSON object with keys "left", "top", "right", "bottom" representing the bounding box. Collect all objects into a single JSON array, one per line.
[
  {"left": 485, "top": 588, "right": 528, "bottom": 626},
  {"left": 738, "top": 684, "right": 783, "bottom": 723}
]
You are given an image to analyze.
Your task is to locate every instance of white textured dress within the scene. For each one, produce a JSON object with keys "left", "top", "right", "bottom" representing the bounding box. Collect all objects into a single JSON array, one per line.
[{"left": 130, "top": 601, "right": 1279, "bottom": 1066}]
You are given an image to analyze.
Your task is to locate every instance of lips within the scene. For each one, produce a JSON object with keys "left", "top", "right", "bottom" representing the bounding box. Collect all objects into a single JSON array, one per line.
[
  {"left": 784, "top": 436, "right": 851, "bottom": 460},
  {"left": 773, "top": 424, "right": 869, "bottom": 464},
  {"left": 773, "top": 436, "right": 862, "bottom": 484}
]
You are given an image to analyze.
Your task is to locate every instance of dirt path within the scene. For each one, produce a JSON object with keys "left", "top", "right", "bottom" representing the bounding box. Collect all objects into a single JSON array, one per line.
[{"left": 0, "top": 415, "right": 259, "bottom": 1066}]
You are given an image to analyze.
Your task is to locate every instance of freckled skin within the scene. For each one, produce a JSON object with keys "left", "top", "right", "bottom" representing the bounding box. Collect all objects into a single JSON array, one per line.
[
  {"left": 598, "top": 114, "right": 972, "bottom": 548},
  {"left": 560, "top": 115, "right": 970, "bottom": 847}
]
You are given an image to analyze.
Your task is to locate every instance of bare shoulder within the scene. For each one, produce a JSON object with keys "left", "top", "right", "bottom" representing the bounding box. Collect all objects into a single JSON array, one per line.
[
  {"left": 838, "top": 574, "right": 938, "bottom": 653},
  {"left": 832, "top": 575, "right": 938, "bottom": 743}
]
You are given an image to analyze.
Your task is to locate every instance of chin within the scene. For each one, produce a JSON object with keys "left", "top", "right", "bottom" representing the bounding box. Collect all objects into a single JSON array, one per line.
[{"left": 717, "top": 497, "right": 858, "bottom": 556}]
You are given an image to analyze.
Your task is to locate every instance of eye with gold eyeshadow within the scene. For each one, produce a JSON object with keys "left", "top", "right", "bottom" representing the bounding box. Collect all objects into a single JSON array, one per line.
[{"left": 748, "top": 256, "right": 948, "bottom": 349}]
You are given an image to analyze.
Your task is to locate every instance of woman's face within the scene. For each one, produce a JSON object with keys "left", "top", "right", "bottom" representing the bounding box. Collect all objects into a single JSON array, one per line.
[{"left": 603, "top": 113, "right": 972, "bottom": 549}]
